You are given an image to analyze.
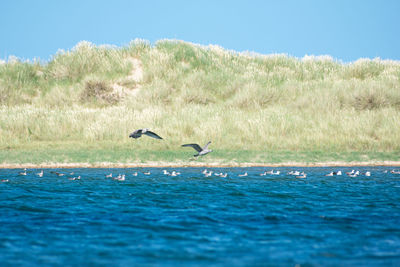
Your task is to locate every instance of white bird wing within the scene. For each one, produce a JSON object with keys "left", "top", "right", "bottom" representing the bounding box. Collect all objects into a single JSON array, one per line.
[
  {"left": 182, "top": 143, "right": 203, "bottom": 152},
  {"left": 202, "top": 141, "right": 212, "bottom": 150}
]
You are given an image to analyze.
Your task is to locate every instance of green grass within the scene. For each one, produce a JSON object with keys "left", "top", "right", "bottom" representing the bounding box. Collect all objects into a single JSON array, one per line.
[
  {"left": 1, "top": 145, "right": 399, "bottom": 165},
  {"left": 1, "top": 39, "right": 400, "bottom": 165}
]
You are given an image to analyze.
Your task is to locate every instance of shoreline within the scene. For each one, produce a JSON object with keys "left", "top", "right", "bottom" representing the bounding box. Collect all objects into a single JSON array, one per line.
[{"left": 1, "top": 161, "right": 400, "bottom": 169}]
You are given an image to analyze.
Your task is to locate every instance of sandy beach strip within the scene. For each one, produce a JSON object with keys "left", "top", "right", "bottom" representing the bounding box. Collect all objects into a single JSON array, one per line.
[{"left": 1, "top": 161, "right": 400, "bottom": 169}]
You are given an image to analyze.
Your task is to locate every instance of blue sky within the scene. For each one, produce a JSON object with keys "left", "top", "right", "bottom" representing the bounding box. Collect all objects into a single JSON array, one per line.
[{"left": 1, "top": 0, "right": 399, "bottom": 62}]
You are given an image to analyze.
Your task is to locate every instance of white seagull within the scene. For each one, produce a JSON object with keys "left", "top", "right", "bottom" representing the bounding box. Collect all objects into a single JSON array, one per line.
[
  {"left": 296, "top": 172, "right": 307, "bottom": 179},
  {"left": 19, "top": 168, "right": 27, "bottom": 176},
  {"left": 170, "top": 171, "right": 180, "bottom": 177},
  {"left": 114, "top": 174, "right": 125, "bottom": 181},
  {"left": 129, "top": 129, "right": 163, "bottom": 139},
  {"left": 182, "top": 141, "right": 213, "bottom": 157},
  {"left": 204, "top": 170, "right": 213, "bottom": 177}
]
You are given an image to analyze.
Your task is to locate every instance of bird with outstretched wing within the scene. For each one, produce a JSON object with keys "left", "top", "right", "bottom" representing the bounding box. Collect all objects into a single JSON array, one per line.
[
  {"left": 182, "top": 141, "right": 212, "bottom": 157},
  {"left": 129, "top": 129, "right": 163, "bottom": 139}
]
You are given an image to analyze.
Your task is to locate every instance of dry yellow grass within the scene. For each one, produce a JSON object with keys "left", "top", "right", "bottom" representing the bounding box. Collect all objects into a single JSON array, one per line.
[{"left": 1, "top": 39, "right": 399, "bottom": 163}]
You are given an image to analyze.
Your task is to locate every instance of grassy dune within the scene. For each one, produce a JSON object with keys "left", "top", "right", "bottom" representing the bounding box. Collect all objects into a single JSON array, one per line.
[{"left": 1, "top": 39, "right": 400, "bottom": 165}]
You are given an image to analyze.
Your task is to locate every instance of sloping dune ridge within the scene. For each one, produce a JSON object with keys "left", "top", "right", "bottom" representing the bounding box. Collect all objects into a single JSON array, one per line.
[{"left": 1, "top": 39, "right": 400, "bottom": 165}]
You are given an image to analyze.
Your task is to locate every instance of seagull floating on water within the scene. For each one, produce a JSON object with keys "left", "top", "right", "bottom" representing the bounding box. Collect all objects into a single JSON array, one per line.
[
  {"left": 114, "top": 174, "right": 125, "bottom": 181},
  {"left": 170, "top": 171, "right": 180, "bottom": 177},
  {"left": 19, "top": 168, "right": 27, "bottom": 176},
  {"left": 182, "top": 141, "right": 213, "bottom": 157},
  {"left": 129, "top": 129, "right": 163, "bottom": 140},
  {"left": 51, "top": 171, "right": 65, "bottom": 177},
  {"left": 36, "top": 170, "right": 44, "bottom": 177},
  {"left": 204, "top": 170, "right": 213, "bottom": 177},
  {"left": 263, "top": 170, "right": 280, "bottom": 176},
  {"left": 347, "top": 170, "right": 359, "bottom": 177},
  {"left": 69, "top": 176, "right": 81, "bottom": 181},
  {"left": 296, "top": 172, "right": 307, "bottom": 179}
]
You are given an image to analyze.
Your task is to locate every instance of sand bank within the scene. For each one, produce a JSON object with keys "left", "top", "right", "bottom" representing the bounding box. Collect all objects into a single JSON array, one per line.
[{"left": 1, "top": 161, "right": 400, "bottom": 169}]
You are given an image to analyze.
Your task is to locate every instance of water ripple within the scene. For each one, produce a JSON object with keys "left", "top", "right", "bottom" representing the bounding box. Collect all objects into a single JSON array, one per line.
[{"left": 1, "top": 166, "right": 400, "bottom": 266}]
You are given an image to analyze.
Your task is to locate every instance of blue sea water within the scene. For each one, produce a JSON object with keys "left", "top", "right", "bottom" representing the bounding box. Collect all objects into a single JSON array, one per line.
[{"left": 1, "top": 167, "right": 400, "bottom": 266}]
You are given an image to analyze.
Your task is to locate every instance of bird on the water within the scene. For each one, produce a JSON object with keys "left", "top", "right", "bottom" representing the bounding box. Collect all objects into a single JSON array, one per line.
[
  {"left": 296, "top": 172, "right": 307, "bottom": 179},
  {"left": 181, "top": 141, "right": 213, "bottom": 157},
  {"left": 129, "top": 129, "right": 163, "bottom": 140}
]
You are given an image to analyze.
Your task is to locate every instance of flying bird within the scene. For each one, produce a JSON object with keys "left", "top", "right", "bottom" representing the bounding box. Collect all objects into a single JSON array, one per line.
[
  {"left": 181, "top": 141, "right": 212, "bottom": 157},
  {"left": 129, "top": 129, "right": 163, "bottom": 140}
]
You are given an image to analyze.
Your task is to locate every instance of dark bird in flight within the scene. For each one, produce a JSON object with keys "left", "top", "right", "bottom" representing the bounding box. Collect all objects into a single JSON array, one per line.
[
  {"left": 181, "top": 141, "right": 212, "bottom": 157},
  {"left": 129, "top": 129, "right": 163, "bottom": 139}
]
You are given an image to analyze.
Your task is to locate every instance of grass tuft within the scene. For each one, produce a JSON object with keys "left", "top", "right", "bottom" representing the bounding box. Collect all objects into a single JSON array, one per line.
[{"left": 80, "top": 78, "right": 120, "bottom": 105}]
